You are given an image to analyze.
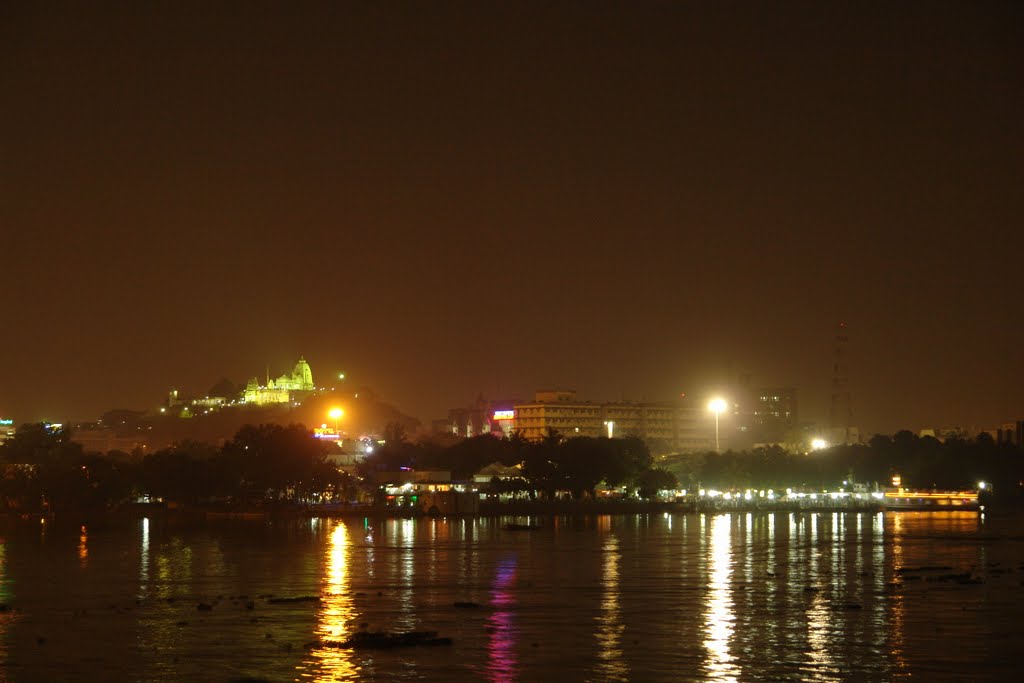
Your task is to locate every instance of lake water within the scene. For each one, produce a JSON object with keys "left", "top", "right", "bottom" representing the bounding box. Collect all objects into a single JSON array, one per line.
[{"left": 1, "top": 511, "right": 1021, "bottom": 682}]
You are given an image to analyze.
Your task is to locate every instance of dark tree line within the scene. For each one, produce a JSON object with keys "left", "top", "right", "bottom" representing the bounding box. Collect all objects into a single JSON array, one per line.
[
  {"left": 0, "top": 423, "right": 353, "bottom": 513},
  {"left": 7, "top": 422, "right": 1012, "bottom": 514},
  {"left": 660, "top": 430, "right": 1024, "bottom": 495}
]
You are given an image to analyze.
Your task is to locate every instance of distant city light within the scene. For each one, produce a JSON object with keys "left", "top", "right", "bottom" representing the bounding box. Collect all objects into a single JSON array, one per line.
[
  {"left": 978, "top": 481, "right": 987, "bottom": 490},
  {"left": 810, "top": 438, "right": 828, "bottom": 451}
]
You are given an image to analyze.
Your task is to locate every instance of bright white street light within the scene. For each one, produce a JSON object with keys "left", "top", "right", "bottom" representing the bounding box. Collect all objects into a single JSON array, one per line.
[
  {"left": 810, "top": 438, "right": 829, "bottom": 451},
  {"left": 708, "top": 398, "right": 728, "bottom": 452}
]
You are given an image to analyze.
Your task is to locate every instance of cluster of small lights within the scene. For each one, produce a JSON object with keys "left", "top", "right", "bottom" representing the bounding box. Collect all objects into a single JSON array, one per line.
[{"left": 691, "top": 488, "right": 886, "bottom": 501}]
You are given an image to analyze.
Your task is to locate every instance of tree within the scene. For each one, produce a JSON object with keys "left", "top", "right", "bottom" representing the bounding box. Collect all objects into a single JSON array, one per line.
[
  {"left": 221, "top": 424, "right": 329, "bottom": 502},
  {"left": 0, "top": 423, "right": 83, "bottom": 467},
  {"left": 636, "top": 468, "right": 678, "bottom": 499}
]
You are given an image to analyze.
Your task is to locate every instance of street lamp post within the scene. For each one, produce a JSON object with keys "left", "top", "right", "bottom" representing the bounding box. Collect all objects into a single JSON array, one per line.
[
  {"left": 328, "top": 407, "right": 343, "bottom": 433},
  {"left": 708, "top": 398, "right": 727, "bottom": 453}
]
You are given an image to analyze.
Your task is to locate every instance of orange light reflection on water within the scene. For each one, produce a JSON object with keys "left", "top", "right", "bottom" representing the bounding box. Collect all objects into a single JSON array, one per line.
[
  {"left": 889, "top": 513, "right": 908, "bottom": 676},
  {"left": 303, "top": 521, "right": 358, "bottom": 682},
  {"left": 78, "top": 525, "right": 88, "bottom": 566},
  {"left": 594, "top": 535, "right": 628, "bottom": 681}
]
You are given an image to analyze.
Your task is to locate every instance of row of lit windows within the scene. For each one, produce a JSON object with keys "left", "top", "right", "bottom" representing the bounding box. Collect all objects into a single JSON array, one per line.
[{"left": 517, "top": 409, "right": 601, "bottom": 417}]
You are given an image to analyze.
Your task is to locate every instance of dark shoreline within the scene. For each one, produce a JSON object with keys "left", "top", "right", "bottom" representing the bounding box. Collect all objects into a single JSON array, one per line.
[
  {"left": 1, "top": 498, "right": 936, "bottom": 529},
  {"left": 11, "top": 492, "right": 1015, "bottom": 528}
]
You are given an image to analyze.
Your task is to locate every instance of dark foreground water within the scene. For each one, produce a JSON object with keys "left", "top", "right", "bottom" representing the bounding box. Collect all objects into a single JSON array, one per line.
[{"left": 1, "top": 511, "right": 1022, "bottom": 682}]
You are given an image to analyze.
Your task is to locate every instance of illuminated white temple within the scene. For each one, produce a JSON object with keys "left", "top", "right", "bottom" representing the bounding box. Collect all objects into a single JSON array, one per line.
[{"left": 243, "top": 357, "right": 315, "bottom": 405}]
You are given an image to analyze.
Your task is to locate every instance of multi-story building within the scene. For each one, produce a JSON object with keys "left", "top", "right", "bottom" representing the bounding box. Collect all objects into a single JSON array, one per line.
[
  {"left": 514, "top": 390, "right": 604, "bottom": 440},
  {"left": 440, "top": 390, "right": 727, "bottom": 453},
  {"left": 752, "top": 387, "right": 798, "bottom": 445},
  {"left": 675, "top": 400, "right": 714, "bottom": 452},
  {"left": 599, "top": 402, "right": 676, "bottom": 444},
  {"left": 512, "top": 391, "right": 710, "bottom": 452}
]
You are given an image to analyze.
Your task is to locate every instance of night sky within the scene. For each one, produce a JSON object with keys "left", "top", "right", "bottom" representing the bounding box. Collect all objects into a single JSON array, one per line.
[{"left": 2, "top": 1, "right": 1022, "bottom": 435}]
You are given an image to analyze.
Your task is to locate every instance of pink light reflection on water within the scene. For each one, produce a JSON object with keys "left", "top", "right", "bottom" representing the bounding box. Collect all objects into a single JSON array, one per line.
[{"left": 486, "top": 556, "right": 519, "bottom": 683}]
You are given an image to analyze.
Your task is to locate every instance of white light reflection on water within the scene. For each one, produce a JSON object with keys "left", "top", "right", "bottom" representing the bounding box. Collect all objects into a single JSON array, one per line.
[
  {"left": 139, "top": 518, "right": 150, "bottom": 598},
  {"left": 302, "top": 520, "right": 358, "bottom": 681},
  {"left": 703, "top": 514, "right": 740, "bottom": 682},
  {"left": 870, "top": 512, "right": 886, "bottom": 662},
  {"left": 398, "top": 518, "right": 416, "bottom": 631},
  {"left": 805, "top": 513, "right": 839, "bottom": 681}
]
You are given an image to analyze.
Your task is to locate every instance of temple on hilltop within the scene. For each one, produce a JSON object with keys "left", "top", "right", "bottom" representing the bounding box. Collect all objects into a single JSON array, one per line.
[{"left": 243, "top": 357, "right": 315, "bottom": 405}]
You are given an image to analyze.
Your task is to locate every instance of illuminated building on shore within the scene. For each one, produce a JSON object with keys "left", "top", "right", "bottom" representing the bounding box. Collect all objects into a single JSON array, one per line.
[{"left": 243, "top": 357, "right": 315, "bottom": 405}]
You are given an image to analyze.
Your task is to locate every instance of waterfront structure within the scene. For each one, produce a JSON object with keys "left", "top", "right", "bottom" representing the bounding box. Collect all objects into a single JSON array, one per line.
[
  {"left": 882, "top": 488, "right": 980, "bottom": 511},
  {"left": 242, "top": 357, "right": 315, "bottom": 405},
  {"left": 473, "top": 461, "right": 524, "bottom": 484}
]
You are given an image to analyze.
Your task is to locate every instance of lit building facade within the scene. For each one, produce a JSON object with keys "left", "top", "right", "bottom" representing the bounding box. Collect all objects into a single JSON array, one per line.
[
  {"left": 599, "top": 402, "right": 677, "bottom": 444},
  {"left": 243, "top": 357, "right": 315, "bottom": 405},
  {"left": 514, "top": 391, "right": 604, "bottom": 440},
  {"left": 440, "top": 390, "right": 718, "bottom": 452}
]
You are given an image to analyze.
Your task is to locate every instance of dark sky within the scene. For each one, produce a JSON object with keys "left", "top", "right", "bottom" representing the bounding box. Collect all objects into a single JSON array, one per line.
[{"left": 2, "top": 1, "right": 1022, "bottom": 435}]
